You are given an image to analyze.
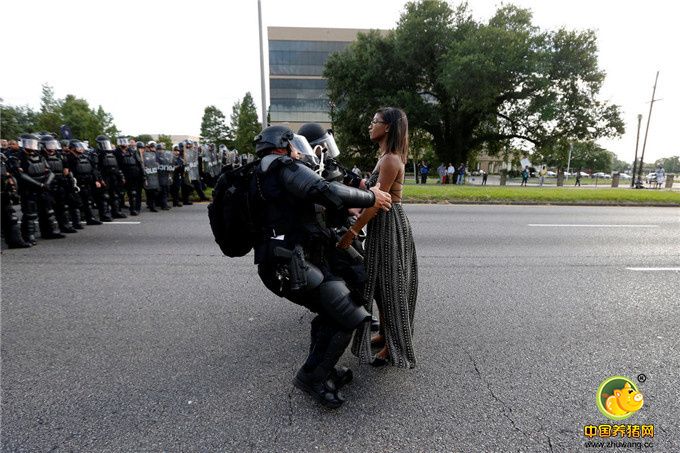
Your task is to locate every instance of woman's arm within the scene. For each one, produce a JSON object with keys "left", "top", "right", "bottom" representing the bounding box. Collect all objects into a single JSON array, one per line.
[{"left": 337, "top": 155, "right": 401, "bottom": 249}]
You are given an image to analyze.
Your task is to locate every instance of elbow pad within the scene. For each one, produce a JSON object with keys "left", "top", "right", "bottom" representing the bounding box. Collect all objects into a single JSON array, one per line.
[
  {"left": 327, "top": 182, "right": 375, "bottom": 209},
  {"left": 279, "top": 162, "right": 345, "bottom": 210},
  {"left": 18, "top": 173, "right": 44, "bottom": 189}
]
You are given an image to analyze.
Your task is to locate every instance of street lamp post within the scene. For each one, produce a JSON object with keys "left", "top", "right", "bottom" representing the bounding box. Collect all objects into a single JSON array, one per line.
[{"left": 631, "top": 114, "right": 643, "bottom": 188}]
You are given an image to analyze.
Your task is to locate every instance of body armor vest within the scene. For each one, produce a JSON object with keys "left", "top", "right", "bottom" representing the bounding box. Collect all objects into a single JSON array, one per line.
[
  {"left": 121, "top": 151, "right": 141, "bottom": 177},
  {"left": 74, "top": 154, "right": 95, "bottom": 182},
  {"left": 102, "top": 152, "right": 118, "bottom": 170},
  {"left": 45, "top": 154, "right": 65, "bottom": 178},
  {"left": 26, "top": 155, "right": 49, "bottom": 182}
]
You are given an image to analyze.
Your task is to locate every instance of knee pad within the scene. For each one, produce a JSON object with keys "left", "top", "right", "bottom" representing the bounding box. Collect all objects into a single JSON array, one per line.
[{"left": 318, "top": 280, "right": 370, "bottom": 330}]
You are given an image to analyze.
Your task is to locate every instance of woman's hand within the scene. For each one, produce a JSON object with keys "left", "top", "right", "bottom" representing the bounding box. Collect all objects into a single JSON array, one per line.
[
  {"left": 336, "top": 229, "right": 356, "bottom": 249},
  {"left": 369, "top": 182, "right": 391, "bottom": 211},
  {"left": 347, "top": 207, "right": 362, "bottom": 218}
]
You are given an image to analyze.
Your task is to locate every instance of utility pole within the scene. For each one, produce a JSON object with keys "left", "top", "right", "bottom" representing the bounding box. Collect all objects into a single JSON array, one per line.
[
  {"left": 257, "top": 0, "right": 268, "bottom": 126},
  {"left": 631, "top": 114, "right": 643, "bottom": 187},
  {"left": 638, "top": 71, "right": 660, "bottom": 184}
]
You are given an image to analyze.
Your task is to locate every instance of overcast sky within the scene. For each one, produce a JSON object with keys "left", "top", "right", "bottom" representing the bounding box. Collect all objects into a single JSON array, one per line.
[{"left": 2, "top": 0, "right": 677, "bottom": 162}]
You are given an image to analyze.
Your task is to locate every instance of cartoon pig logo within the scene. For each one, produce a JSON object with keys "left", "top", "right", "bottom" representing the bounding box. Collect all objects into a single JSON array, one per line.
[{"left": 597, "top": 376, "right": 644, "bottom": 420}]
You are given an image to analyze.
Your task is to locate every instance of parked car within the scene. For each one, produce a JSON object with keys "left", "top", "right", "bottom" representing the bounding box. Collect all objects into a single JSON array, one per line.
[
  {"left": 546, "top": 171, "right": 557, "bottom": 177},
  {"left": 563, "top": 171, "right": 571, "bottom": 177},
  {"left": 579, "top": 171, "right": 590, "bottom": 177},
  {"left": 646, "top": 172, "right": 657, "bottom": 184},
  {"left": 592, "top": 172, "right": 611, "bottom": 179},
  {"left": 618, "top": 173, "right": 632, "bottom": 179}
]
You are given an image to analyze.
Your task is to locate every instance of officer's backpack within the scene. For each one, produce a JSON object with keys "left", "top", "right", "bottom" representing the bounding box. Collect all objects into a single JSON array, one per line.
[{"left": 208, "top": 161, "right": 259, "bottom": 257}]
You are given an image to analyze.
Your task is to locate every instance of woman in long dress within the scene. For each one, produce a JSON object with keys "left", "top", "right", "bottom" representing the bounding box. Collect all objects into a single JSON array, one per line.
[{"left": 337, "top": 107, "right": 418, "bottom": 368}]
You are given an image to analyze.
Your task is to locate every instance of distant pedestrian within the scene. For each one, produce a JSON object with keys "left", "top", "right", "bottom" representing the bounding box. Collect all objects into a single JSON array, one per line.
[
  {"left": 481, "top": 170, "right": 488, "bottom": 185},
  {"left": 352, "top": 164, "right": 361, "bottom": 175},
  {"left": 456, "top": 163, "right": 466, "bottom": 185},
  {"left": 446, "top": 162, "right": 455, "bottom": 184},
  {"left": 419, "top": 160, "right": 429, "bottom": 184},
  {"left": 521, "top": 166, "right": 529, "bottom": 186},
  {"left": 575, "top": 168, "right": 582, "bottom": 187},
  {"left": 655, "top": 164, "right": 666, "bottom": 189},
  {"left": 539, "top": 165, "right": 547, "bottom": 187},
  {"left": 437, "top": 162, "right": 446, "bottom": 184}
]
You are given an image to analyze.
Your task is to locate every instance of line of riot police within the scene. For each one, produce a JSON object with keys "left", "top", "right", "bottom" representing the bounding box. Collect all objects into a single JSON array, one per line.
[{"left": 1, "top": 134, "right": 240, "bottom": 248}]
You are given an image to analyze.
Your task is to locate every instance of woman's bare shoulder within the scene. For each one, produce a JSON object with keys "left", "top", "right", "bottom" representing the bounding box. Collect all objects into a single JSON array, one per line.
[{"left": 378, "top": 153, "right": 404, "bottom": 170}]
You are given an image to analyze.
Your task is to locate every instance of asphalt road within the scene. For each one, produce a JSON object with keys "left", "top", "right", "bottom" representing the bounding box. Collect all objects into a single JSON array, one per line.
[{"left": 2, "top": 204, "right": 679, "bottom": 452}]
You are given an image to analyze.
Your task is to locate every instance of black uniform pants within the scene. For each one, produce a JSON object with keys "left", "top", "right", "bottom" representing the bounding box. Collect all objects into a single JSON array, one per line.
[
  {"left": 102, "top": 173, "right": 124, "bottom": 215},
  {"left": 123, "top": 174, "right": 143, "bottom": 213},
  {"left": 20, "top": 190, "right": 58, "bottom": 239},
  {"left": 257, "top": 262, "right": 355, "bottom": 379}
]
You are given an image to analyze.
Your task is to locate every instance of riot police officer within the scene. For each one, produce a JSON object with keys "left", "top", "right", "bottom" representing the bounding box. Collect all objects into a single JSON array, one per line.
[
  {"left": 40, "top": 135, "right": 77, "bottom": 233},
  {"left": 142, "top": 141, "right": 160, "bottom": 212},
  {"left": 250, "top": 125, "right": 391, "bottom": 408},
  {"left": 183, "top": 140, "right": 209, "bottom": 202},
  {"left": 156, "top": 143, "right": 173, "bottom": 210},
  {"left": 115, "top": 136, "right": 144, "bottom": 216},
  {"left": 96, "top": 135, "right": 127, "bottom": 219},
  {"left": 171, "top": 145, "right": 184, "bottom": 207},
  {"left": 1, "top": 150, "right": 31, "bottom": 248},
  {"left": 66, "top": 140, "right": 104, "bottom": 225},
  {"left": 10, "top": 133, "right": 65, "bottom": 244}
]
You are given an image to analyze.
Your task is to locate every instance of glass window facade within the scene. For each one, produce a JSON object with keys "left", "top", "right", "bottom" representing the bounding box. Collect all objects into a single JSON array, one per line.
[{"left": 269, "top": 39, "right": 351, "bottom": 124}]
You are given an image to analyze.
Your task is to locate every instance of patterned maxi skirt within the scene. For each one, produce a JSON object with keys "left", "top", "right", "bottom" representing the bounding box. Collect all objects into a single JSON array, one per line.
[{"left": 351, "top": 202, "right": 418, "bottom": 368}]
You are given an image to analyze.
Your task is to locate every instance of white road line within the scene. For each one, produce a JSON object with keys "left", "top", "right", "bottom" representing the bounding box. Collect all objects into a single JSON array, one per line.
[
  {"left": 528, "top": 224, "right": 658, "bottom": 228},
  {"left": 104, "top": 221, "right": 141, "bottom": 225},
  {"left": 626, "top": 267, "right": 680, "bottom": 272}
]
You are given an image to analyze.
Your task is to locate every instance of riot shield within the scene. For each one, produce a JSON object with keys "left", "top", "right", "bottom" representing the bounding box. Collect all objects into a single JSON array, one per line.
[
  {"left": 158, "top": 150, "right": 174, "bottom": 186},
  {"left": 143, "top": 150, "right": 160, "bottom": 190},
  {"left": 186, "top": 147, "right": 200, "bottom": 182},
  {"left": 209, "top": 147, "right": 221, "bottom": 177}
]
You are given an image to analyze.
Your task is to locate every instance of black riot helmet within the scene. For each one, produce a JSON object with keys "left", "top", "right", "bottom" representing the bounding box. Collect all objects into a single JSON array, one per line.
[
  {"left": 96, "top": 135, "right": 114, "bottom": 151},
  {"left": 156, "top": 142, "right": 164, "bottom": 150},
  {"left": 69, "top": 139, "right": 86, "bottom": 154},
  {"left": 254, "top": 125, "right": 295, "bottom": 157},
  {"left": 136, "top": 141, "right": 145, "bottom": 149},
  {"left": 20, "top": 133, "right": 40, "bottom": 152},
  {"left": 39, "top": 134, "right": 61, "bottom": 155},
  {"left": 60, "top": 139, "right": 69, "bottom": 150},
  {"left": 298, "top": 123, "right": 340, "bottom": 158},
  {"left": 116, "top": 136, "right": 130, "bottom": 147}
]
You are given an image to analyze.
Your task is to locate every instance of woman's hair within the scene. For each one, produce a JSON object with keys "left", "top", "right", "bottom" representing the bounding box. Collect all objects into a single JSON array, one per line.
[{"left": 376, "top": 107, "right": 409, "bottom": 164}]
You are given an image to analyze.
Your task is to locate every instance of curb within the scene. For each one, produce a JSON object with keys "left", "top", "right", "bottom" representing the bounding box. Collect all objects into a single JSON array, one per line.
[{"left": 401, "top": 199, "right": 680, "bottom": 207}]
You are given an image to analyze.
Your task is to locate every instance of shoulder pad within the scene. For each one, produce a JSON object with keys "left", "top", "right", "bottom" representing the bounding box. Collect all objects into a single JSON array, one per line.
[{"left": 260, "top": 154, "right": 295, "bottom": 172}]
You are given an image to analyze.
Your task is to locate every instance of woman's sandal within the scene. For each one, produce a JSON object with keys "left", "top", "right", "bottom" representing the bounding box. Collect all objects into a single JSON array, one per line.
[{"left": 371, "top": 348, "right": 390, "bottom": 367}]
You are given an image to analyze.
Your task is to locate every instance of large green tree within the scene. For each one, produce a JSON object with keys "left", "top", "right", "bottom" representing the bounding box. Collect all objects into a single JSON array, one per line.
[
  {"left": 230, "top": 92, "right": 261, "bottom": 154},
  {"left": 325, "top": 1, "right": 624, "bottom": 165},
  {"left": 1, "top": 105, "right": 37, "bottom": 139},
  {"left": 36, "top": 83, "right": 62, "bottom": 133},
  {"left": 200, "top": 105, "right": 231, "bottom": 146},
  {"left": 532, "top": 139, "right": 613, "bottom": 172},
  {"left": 2, "top": 83, "right": 119, "bottom": 143}
]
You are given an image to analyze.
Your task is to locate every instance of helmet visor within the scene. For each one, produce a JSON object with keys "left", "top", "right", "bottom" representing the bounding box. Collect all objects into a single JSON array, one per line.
[
  {"left": 116, "top": 137, "right": 129, "bottom": 146},
  {"left": 44, "top": 140, "right": 61, "bottom": 151},
  {"left": 21, "top": 138, "right": 40, "bottom": 150},
  {"left": 310, "top": 132, "right": 340, "bottom": 159},
  {"left": 72, "top": 141, "right": 86, "bottom": 152},
  {"left": 99, "top": 140, "right": 114, "bottom": 151},
  {"left": 291, "top": 134, "right": 318, "bottom": 167}
]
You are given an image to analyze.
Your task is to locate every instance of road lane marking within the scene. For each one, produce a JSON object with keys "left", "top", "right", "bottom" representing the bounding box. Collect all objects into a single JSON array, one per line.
[
  {"left": 528, "top": 224, "right": 658, "bottom": 228},
  {"left": 104, "top": 221, "right": 141, "bottom": 224},
  {"left": 626, "top": 267, "right": 680, "bottom": 272}
]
